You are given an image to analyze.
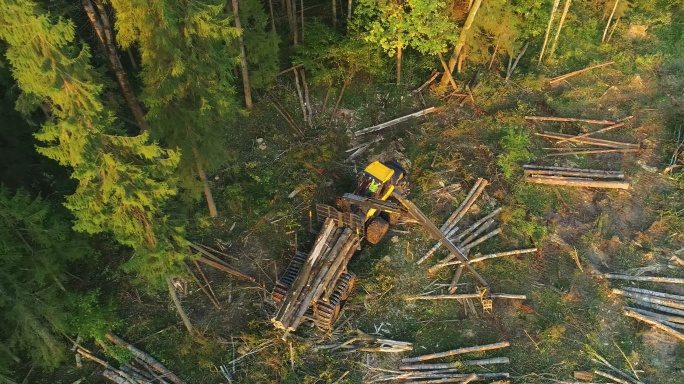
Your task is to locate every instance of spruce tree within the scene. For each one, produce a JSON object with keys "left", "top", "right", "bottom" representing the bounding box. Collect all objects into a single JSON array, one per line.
[
  {"left": 0, "top": 0, "right": 185, "bottom": 287},
  {"left": 110, "top": 0, "right": 242, "bottom": 216}
]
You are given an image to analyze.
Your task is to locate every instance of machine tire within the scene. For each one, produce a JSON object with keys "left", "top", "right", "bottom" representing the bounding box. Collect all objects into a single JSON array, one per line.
[{"left": 366, "top": 217, "right": 389, "bottom": 244}]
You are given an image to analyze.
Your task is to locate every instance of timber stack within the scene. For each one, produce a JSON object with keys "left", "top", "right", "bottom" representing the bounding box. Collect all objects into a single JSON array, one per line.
[
  {"left": 523, "top": 165, "right": 630, "bottom": 189},
  {"left": 366, "top": 342, "right": 511, "bottom": 383},
  {"left": 271, "top": 218, "right": 362, "bottom": 334}
]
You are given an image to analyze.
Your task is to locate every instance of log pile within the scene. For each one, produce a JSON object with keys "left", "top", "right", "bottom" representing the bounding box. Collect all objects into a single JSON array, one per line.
[
  {"left": 523, "top": 165, "right": 630, "bottom": 189},
  {"left": 73, "top": 333, "right": 185, "bottom": 384},
  {"left": 367, "top": 342, "right": 511, "bottom": 383},
  {"left": 272, "top": 219, "right": 361, "bottom": 334},
  {"left": 526, "top": 115, "right": 640, "bottom": 157},
  {"left": 316, "top": 330, "right": 412, "bottom": 353},
  {"left": 609, "top": 274, "right": 684, "bottom": 343}
]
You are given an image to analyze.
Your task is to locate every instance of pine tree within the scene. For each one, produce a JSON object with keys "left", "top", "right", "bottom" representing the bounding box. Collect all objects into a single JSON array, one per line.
[
  {"left": 109, "top": 0, "right": 242, "bottom": 217},
  {"left": 237, "top": 0, "right": 280, "bottom": 90},
  {"left": 0, "top": 0, "right": 184, "bottom": 287}
]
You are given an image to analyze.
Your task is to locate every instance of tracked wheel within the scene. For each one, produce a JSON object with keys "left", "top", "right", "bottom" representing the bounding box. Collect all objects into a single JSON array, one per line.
[
  {"left": 271, "top": 252, "right": 308, "bottom": 303},
  {"left": 314, "top": 272, "right": 356, "bottom": 331}
]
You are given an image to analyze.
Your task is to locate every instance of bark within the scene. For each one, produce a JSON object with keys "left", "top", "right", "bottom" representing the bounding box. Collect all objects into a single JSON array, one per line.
[
  {"left": 396, "top": 42, "right": 402, "bottom": 85},
  {"left": 292, "top": 0, "right": 298, "bottom": 45},
  {"left": 105, "top": 333, "right": 184, "bottom": 384},
  {"left": 406, "top": 293, "right": 527, "bottom": 301},
  {"left": 535, "top": 132, "right": 639, "bottom": 148},
  {"left": 523, "top": 166, "right": 624, "bottom": 179},
  {"left": 539, "top": 0, "right": 561, "bottom": 64},
  {"left": 623, "top": 287, "right": 684, "bottom": 302},
  {"left": 301, "top": 69, "right": 313, "bottom": 123},
  {"left": 193, "top": 147, "right": 218, "bottom": 218},
  {"left": 332, "top": 0, "right": 337, "bottom": 30},
  {"left": 401, "top": 342, "right": 510, "bottom": 363},
  {"left": 525, "top": 115, "right": 615, "bottom": 124},
  {"left": 548, "top": 0, "right": 571, "bottom": 59},
  {"left": 440, "top": 0, "right": 482, "bottom": 86},
  {"left": 321, "top": 82, "right": 332, "bottom": 113},
  {"left": 437, "top": 52, "right": 458, "bottom": 91},
  {"left": 331, "top": 79, "right": 349, "bottom": 119},
  {"left": 300, "top": 0, "right": 304, "bottom": 41},
  {"left": 625, "top": 307, "right": 684, "bottom": 325},
  {"left": 82, "top": 0, "right": 149, "bottom": 131},
  {"left": 353, "top": 107, "right": 437, "bottom": 136},
  {"left": 293, "top": 69, "right": 308, "bottom": 124},
  {"left": 268, "top": 0, "right": 276, "bottom": 34},
  {"left": 505, "top": 40, "right": 529, "bottom": 82},
  {"left": 167, "top": 278, "right": 195, "bottom": 335},
  {"left": 546, "top": 148, "right": 640, "bottom": 156},
  {"left": 448, "top": 264, "right": 465, "bottom": 294},
  {"left": 608, "top": 275, "right": 684, "bottom": 285},
  {"left": 555, "top": 122, "right": 626, "bottom": 143},
  {"left": 126, "top": 49, "right": 138, "bottom": 70},
  {"left": 441, "top": 248, "right": 538, "bottom": 267},
  {"left": 440, "top": 179, "right": 487, "bottom": 232},
  {"left": 602, "top": 0, "right": 619, "bottom": 43},
  {"left": 548, "top": 61, "right": 615, "bottom": 83},
  {"left": 623, "top": 309, "right": 684, "bottom": 342},
  {"left": 400, "top": 357, "right": 510, "bottom": 371},
  {"left": 525, "top": 177, "right": 630, "bottom": 189},
  {"left": 347, "top": 0, "right": 352, "bottom": 34},
  {"left": 231, "top": 0, "right": 253, "bottom": 109},
  {"left": 613, "top": 289, "right": 684, "bottom": 309}
]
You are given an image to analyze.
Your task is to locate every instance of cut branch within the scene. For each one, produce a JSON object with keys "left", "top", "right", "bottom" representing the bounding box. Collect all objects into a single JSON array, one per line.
[
  {"left": 548, "top": 61, "right": 615, "bottom": 84},
  {"left": 525, "top": 116, "right": 616, "bottom": 125},
  {"left": 607, "top": 274, "right": 684, "bottom": 285},
  {"left": 401, "top": 342, "right": 510, "bottom": 363},
  {"left": 525, "top": 177, "right": 630, "bottom": 189},
  {"left": 406, "top": 294, "right": 526, "bottom": 301},
  {"left": 623, "top": 309, "right": 684, "bottom": 342},
  {"left": 354, "top": 107, "right": 437, "bottom": 136}
]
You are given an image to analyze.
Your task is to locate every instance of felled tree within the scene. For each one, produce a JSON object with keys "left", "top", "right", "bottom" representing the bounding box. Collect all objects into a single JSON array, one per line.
[
  {"left": 0, "top": 0, "right": 185, "bottom": 286},
  {"left": 110, "top": 0, "right": 242, "bottom": 218}
]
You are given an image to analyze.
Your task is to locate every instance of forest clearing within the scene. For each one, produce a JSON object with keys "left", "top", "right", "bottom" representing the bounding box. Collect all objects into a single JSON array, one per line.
[{"left": 1, "top": 0, "right": 684, "bottom": 383}]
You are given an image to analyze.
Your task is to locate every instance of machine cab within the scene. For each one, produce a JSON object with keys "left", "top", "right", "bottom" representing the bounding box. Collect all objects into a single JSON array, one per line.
[{"left": 354, "top": 161, "right": 408, "bottom": 219}]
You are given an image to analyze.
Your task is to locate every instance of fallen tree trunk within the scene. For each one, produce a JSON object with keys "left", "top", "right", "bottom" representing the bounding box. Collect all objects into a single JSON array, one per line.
[
  {"left": 399, "top": 357, "right": 510, "bottom": 371},
  {"left": 523, "top": 165, "right": 624, "bottom": 178},
  {"left": 525, "top": 177, "right": 630, "bottom": 189},
  {"left": 546, "top": 148, "right": 641, "bottom": 156},
  {"left": 535, "top": 132, "right": 639, "bottom": 148},
  {"left": 625, "top": 306, "right": 684, "bottom": 324},
  {"left": 105, "top": 333, "right": 185, "bottom": 384},
  {"left": 612, "top": 288, "right": 684, "bottom": 310},
  {"left": 401, "top": 342, "right": 510, "bottom": 363},
  {"left": 354, "top": 107, "right": 437, "bottom": 136},
  {"left": 607, "top": 274, "right": 684, "bottom": 285},
  {"left": 525, "top": 115, "right": 615, "bottom": 125},
  {"left": 556, "top": 122, "right": 626, "bottom": 143},
  {"left": 406, "top": 294, "right": 526, "bottom": 301},
  {"left": 548, "top": 61, "right": 615, "bottom": 84},
  {"left": 197, "top": 256, "right": 256, "bottom": 283},
  {"left": 441, "top": 248, "right": 537, "bottom": 267},
  {"left": 623, "top": 309, "right": 684, "bottom": 342},
  {"left": 622, "top": 287, "right": 684, "bottom": 302}
]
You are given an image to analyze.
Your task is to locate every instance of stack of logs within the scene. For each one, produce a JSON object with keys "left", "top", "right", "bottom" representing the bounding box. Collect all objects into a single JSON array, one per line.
[
  {"left": 272, "top": 219, "right": 361, "bottom": 333},
  {"left": 367, "top": 342, "right": 511, "bottom": 383},
  {"left": 523, "top": 165, "right": 630, "bottom": 189},
  {"left": 607, "top": 273, "right": 684, "bottom": 343},
  {"left": 416, "top": 178, "right": 534, "bottom": 297},
  {"left": 74, "top": 333, "right": 184, "bottom": 384},
  {"left": 526, "top": 115, "right": 641, "bottom": 157}
]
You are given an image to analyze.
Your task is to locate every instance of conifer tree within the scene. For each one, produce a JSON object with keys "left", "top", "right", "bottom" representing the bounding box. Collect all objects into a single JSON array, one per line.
[
  {"left": 237, "top": 0, "right": 280, "bottom": 90},
  {"left": 109, "top": 0, "right": 242, "bottom": 218},
  {"left": 0, "top": 0, "right": 185, "bottom": 286}
]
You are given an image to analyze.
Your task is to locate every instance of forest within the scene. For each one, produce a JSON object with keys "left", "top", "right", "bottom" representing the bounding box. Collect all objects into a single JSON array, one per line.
[{"left": 1, "top": 0, "right": 684, "bottom": 382}]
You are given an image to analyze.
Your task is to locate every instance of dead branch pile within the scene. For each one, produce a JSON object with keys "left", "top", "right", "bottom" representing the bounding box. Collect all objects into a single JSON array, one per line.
[
  {"left": 73, "top": 333, "right": 185, "bottom": 384},
  {"left": 523, "top": 165, "right": 630, "bottom": 189},
  {"left": 366, "top": 342, "right": 510, "bottom": 383},
  {"left": 611, "top": 281, "right": 684, "bottom": 342},
  {"left": 316, "top": 330, "right": 412, "bottom": 353}
]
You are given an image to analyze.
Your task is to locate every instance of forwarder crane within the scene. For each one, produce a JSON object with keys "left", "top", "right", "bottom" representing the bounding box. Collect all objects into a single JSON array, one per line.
[{"left": 270, "top": 161, "right": 490, "bottom": 336}]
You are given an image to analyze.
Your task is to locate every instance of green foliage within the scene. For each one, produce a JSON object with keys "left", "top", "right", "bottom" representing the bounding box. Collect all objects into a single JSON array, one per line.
[
  {"left": 502, "top": 206, "right": 548, "bottom": 244},
  {"left": 238, "top": 0, "right": 280, "bottom": 89},
  {"left": 0, "top": 0, "right": 184, "bottom": 288},
  {"left": 497, "top": 125, "right": 535, "bottom": 180}
]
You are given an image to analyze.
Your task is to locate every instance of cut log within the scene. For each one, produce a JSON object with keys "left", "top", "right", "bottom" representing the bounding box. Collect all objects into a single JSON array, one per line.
[
  {"left": 76, "top": 349, "right": 136, "bottom": 384},
  {"left": 412, "top": 71, "right": 440, "bottom": 94},
  {"left": 167, "top": 278, "right": 195, "bottom": 335},
  {"left": 183, "top": 262, "right": 220, "bottom": 309},
  {"left": 548, "top": 61, "right": 615, "bottom": 84},
  {"left": 546, "top": 148, "right": 641, "bottom": 156},
  {"left": 630, "top": 300, "right": 684, "bottom": 317},
  {"left": 625, "top": 306, "right": 684, "bottom": 324},
  {"left": 448, "top": 265, "right": 465, "bottom": 294},
  {"left": 418, "top": 226, "right": 460, "bottom": 266},
  {"left": 354, "top": 107, "right": 437, "bottom": 136},
  {"left": 622, "top": 287, "right": 684, "bottom": 303},
  {"left": 406, "top": 294, "right": 526, "bottom": 301},
  {"left": 671, "top": 255, "right": 684, "bottom": 268},
  {"left": 399, "top": 357, "right": 510, "bottom": 371},
  {"left": 523, "top": 166, "right": 624, "bottom": 179},
  {"left": 624, "top": 309, "right": 684, "bottom": 342},
  {"left": 594, "top": 370, "right": 631, "bottom": 384},
  {"left": 441, "top": 178, "right": 488, "bottom": 233},
  {"left": 441, "top": 248, "right": 537, "bottom": 267},
  {"left": 452, "top": 208, "right": 503, "bottom": 243},
  {"left": 535, "top": 132, "right": 639, "bottom": 149},
  {"left": 101, "top": 370, "right": 135, "bottom": 384},
  {"left": 525, "top": 116, "right": 615, "bottom": 125},
  {"left": 105, "top": 334, "right": 184, "bottom": 384},
  {"left": 607, "top": 274, "right": 684, "bottom": 285},
  {"left": 612, "top": 288, "right": 684, "bottom": 310},
  {"left": 556, "top": 122, "right": 626, "bottom": 143},
  {"left": 431, "top": 228, "right": 502, "bottom": 273},
  {"left": 197, "top": 256, "right": 256, "bottom": 283},
  {"left": 525, "top": 177, "right": 630, "bottom": 189},
  {"left": 401, "top": 342, "right": 510, "bottom": 363},
  {"left": 457, "top": 219, "right": 495, "bottom": 248}
]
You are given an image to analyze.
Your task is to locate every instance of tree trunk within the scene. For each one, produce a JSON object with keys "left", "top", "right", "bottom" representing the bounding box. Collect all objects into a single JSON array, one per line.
[
  {"left": 396, "top": 42, "right": 402, "bottom": 85},
  {"left": 292, "top": 0, "right": 299, "bottom": 45},
  {"left": 332, "top": 0, "right": 337, "bottom": 30},
  {"left": 166, "top": 278, "right": 195, "bottom": 335},
  {"left": 347, "top": 0, "right": 352, "bottom": 34},
  {"left": 268, "top": 0, "right": 276, "bottom": 34},
  {"left": 82, "top": 0, "right": 149, "bottom": 132},
  {"left": 193, "top": 146, "right": 218, "bottom": 218},
  {"left": 602, "top": 0, "right": 619, "bottom": 43},
  {"left": 286, "top": 0, "right": 297, "bottom": 44},
  {"left": 300, "top": 0, "right": 304, "bottom": 41},
  {"left": 548, "top": 0, "right": 571, "bottom": 59},
  {"left": 440, "top": 0, "right": 482, "bottom": 87},
  {"left": 231, "top": 0, "right": 253, "bottom": 109},
  {"left": 538, "top": 0, "right": 560, "bottom": 64}
]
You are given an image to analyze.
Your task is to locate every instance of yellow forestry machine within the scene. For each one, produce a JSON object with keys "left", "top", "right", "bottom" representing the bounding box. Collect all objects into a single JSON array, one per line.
[{"left": 270, "top": 161, "right": 490, "bottom": 336}]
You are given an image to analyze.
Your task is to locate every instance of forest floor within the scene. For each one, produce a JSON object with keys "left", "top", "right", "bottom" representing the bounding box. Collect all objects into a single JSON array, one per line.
[{"left": 40, "top": 58, "right": 684, "bottom": 383}]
